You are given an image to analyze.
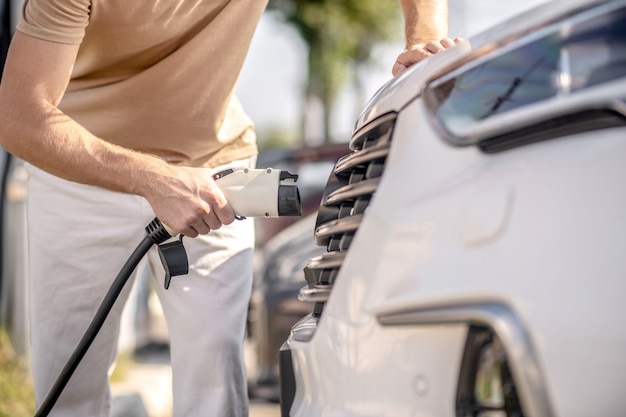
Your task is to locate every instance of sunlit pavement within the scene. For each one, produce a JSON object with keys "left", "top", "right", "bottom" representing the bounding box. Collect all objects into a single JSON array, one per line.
[
  {"left": 111, "top": 287, "right": 280, "bottom": 417},
  {"left": 248, "top": 398, "right": 282, "bottom": 417},
  {"left": 111, "top": 338, "right": 280, "bottom": 417}
]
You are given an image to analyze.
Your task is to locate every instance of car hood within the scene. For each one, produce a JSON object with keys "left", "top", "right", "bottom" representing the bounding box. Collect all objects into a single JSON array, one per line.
[{"left": 352, "top": 0, "right": 608, "bottom": 133}]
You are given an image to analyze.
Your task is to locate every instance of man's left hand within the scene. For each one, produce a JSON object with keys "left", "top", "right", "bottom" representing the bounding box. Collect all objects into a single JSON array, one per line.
[{"left": 392, "top": 37, "right": 464, "bottom": 76}]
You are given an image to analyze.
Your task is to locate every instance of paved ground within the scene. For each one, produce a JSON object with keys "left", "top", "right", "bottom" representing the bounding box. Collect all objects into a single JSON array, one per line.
[
  {"left": 110, "top": 289, "right": 280, "bottom": 417},
  {"left": 110, "top": 341, "right": 280, "bottom": 417}
]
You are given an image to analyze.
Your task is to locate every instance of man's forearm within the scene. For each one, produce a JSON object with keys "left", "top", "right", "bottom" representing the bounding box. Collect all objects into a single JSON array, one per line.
[
  {"left": 0, "top": 100, "right": 168, "bottom": 198},
  {"left": 400, "top": 0, "right": 448, "bottom": 47},
  {"left": 0, "top": 98, "right": 231, "bottom": 235},
  {"left": 0, "top": 31, "right": 167, "bottom": 199}
]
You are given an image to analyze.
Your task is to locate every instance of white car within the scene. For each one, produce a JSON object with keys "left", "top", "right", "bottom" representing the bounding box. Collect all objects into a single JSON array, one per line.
[{"left": 279, "top": 1, "right": 626, "bottom": 416}]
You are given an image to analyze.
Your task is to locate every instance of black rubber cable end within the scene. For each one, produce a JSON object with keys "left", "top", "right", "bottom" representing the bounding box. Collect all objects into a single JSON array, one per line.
[{"left": 145, "top": 218, "right": 172, "bottom": 244}]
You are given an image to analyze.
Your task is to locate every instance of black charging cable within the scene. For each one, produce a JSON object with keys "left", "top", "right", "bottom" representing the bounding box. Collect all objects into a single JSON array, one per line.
[{"left": 33, "top": 218, "right": 173, "bottom": 417}]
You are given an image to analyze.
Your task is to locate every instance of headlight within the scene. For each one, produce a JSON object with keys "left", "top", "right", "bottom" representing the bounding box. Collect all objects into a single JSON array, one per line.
[{"left": 424, "top": 1, "right": 626, "bottom": 152}]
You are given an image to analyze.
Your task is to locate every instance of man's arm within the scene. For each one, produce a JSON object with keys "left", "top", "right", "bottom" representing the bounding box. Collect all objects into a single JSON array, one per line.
[
  {"left": 393, "top": 0, "right": 463, "bottom": 76},
  {"left": 0, "top": 31, "right": 234, "bottom": 236},
  {"left": 401, "top": 0, "right": 448, "bottom": 46}
]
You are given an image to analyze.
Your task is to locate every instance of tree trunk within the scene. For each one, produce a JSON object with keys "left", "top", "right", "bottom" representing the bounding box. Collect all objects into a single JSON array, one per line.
[{"left": 322, "top": 102, "right": 332, "bottom": 143}]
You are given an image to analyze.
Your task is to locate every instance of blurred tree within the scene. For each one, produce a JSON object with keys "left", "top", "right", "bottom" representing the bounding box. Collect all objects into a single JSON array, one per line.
[
  {"left": 259, "top": 124, "right": 300, "bottom": 150},
  {"left": 267, "top": 0, "right": 401, "bottom": 143}
]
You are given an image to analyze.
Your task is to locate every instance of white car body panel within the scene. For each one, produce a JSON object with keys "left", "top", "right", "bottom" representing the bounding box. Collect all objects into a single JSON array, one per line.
[
  {"left": 290, "top": 324, "right": 467, "bottom": 417},
  {"left": 290, "top": 98, "right": 626, "bottom": 417}
]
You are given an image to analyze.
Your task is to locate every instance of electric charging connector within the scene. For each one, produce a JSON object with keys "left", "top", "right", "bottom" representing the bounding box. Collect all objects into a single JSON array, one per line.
[
  {"left": 213, "top": 167, "right": 301, "bottom": 218},
  {"left": 157, "top": 168, "right": 301, "bottom": 289}
]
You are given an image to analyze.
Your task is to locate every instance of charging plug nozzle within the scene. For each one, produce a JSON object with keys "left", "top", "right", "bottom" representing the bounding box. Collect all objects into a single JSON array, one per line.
[{"left": 214, "top": 168, "right": 301, "bottom": 218}]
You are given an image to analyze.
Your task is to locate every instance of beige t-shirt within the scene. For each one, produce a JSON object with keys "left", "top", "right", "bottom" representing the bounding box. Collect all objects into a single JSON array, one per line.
[{"left": 17, "top": 0, "right": 267, "bottom": 167}]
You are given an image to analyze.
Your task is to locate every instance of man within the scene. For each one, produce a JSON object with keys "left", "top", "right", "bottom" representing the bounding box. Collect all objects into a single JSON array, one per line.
[{"left": 0, "top": 1, "right": 455, "bottom": 416}]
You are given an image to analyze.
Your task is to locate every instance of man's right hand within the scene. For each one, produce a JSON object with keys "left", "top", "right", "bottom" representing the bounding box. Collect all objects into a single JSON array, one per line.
[{"left": 142, "top": 165, "right": 237, "bottom": 238}]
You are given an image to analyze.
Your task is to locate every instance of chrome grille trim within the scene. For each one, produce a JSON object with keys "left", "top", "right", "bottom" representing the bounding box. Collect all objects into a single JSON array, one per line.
[
  {"left": 297, "top": 113, "right": 397, "bottom": 324},
  {"left": 298, "top": 285, "right": 333, "bottom": 303},
  {"left": 314, "top": 215, "right": 363, "bottom": 246},
  {"left": 334, "top": 143, "right": 391, "bottom": 176},
  {"left": 324, "top": 178, "right": 380, "bottom": 206},
  {"left": 305, "top": 251, "right": 346, "bottom": 270},
  {"left": 349, "top": 112, "right": 396, "bottom": 151}
]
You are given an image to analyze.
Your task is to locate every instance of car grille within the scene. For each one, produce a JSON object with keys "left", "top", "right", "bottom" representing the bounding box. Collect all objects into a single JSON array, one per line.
[{"left": 298, "top": 112, "right": 397, "bottom": 316}]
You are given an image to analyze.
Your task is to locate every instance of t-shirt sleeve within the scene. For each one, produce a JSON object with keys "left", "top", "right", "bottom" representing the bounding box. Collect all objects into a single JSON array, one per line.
[{"left": 16, "top": 0, "right": 91, "bottom": 45}]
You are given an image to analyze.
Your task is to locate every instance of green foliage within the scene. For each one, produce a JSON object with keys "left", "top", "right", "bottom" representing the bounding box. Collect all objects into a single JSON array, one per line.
[
  {"left": 257, "top": 124, "right": 300, "bottom": 150},
  {"left": 0, "top": 329, "right": 35, "bottom": 417},
  {"left": 268, "top": 0, "right": 402, "bottom": 140}
]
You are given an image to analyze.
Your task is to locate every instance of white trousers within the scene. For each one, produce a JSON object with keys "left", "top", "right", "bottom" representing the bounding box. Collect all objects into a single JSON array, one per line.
[{"left": 26, "top": 158, "right": 255, "bottom": 417}]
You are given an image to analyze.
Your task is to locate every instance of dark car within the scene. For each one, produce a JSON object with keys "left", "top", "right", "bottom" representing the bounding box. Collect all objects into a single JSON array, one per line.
[
  {"left": 248, "top": 213, "right": 323, "bottom": 402},
  {"left": 247, "top": 142, "right": 349, "bottom": 402},
  {"left": 247, "top": 143, "right": 349, "bottom": 402}
]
